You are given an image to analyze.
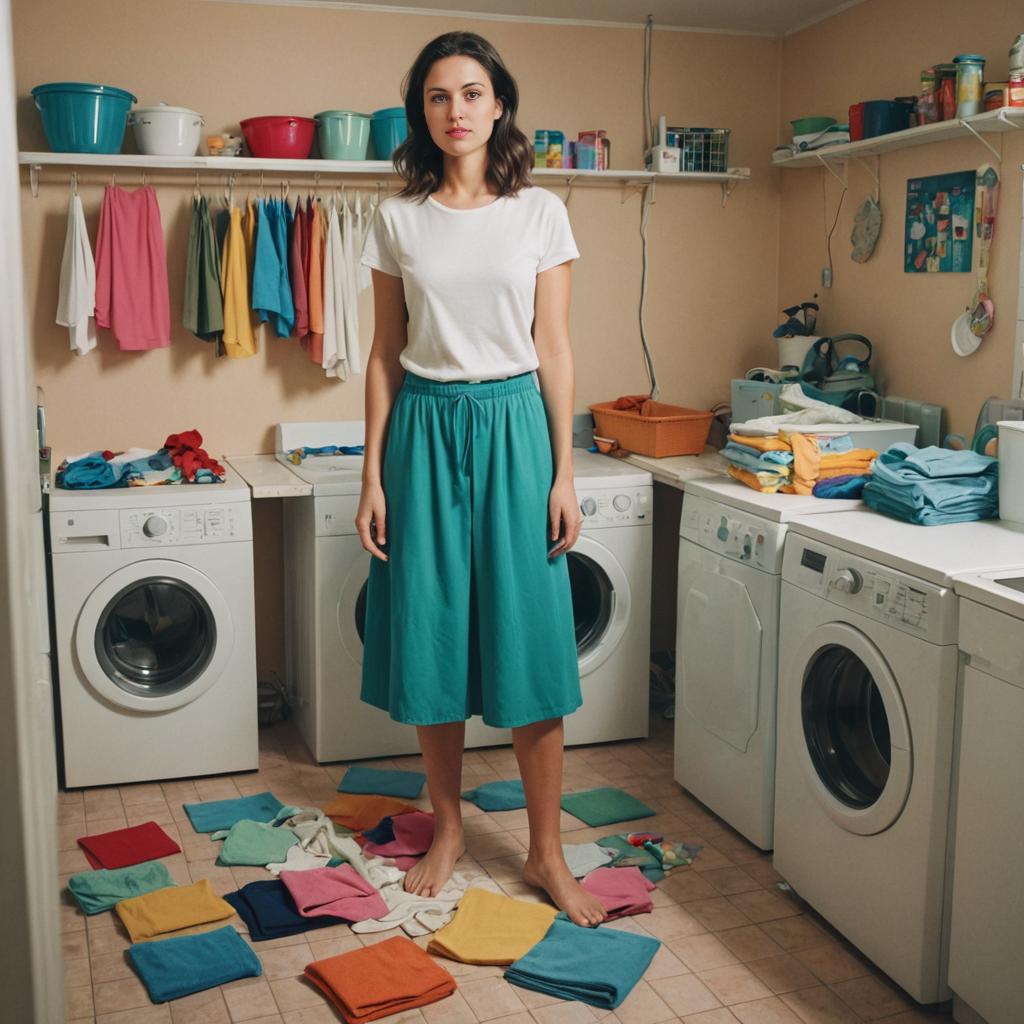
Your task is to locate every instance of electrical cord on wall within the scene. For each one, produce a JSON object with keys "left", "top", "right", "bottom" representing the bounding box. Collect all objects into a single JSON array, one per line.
[
  {"left": 642, "top": 14, "right": 654, "bottom": 153},
  {"left": 822, "top": 169, "right": 847, "bottom": 287},
  {"left": 638, "top": 13, "right": 659, "bottom": 399}
]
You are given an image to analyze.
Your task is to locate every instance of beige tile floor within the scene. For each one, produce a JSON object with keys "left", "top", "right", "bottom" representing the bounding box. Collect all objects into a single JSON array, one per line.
[{"left": 58, "top": 714, "right": 955, "bottom": 1024}]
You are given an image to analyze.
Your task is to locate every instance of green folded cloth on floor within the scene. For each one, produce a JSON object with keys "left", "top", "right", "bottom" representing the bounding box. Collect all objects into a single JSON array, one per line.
[
  {"left": 338, "top": 765, "right": 426, "bottom": 799},
  {"left": 560, "top": 788, "right": 655, "bottom": 827},
  {"left": 212, "top": 818, "right": 300, "bottom": 867},
  {"left": 595, "top": 835, "right": 664, "bottom": 883},
  {"left": 460, "top": 779, "right": 526, "bottom": 811},
  {"left": 67, "top": 861, "right": 176, "bottom": 915},
  {"left": 505, "top": 917, "right": 660, "bottom": 1009},
  {"left": 127, "top": 924, "right": 262, "bottom": 1003}
]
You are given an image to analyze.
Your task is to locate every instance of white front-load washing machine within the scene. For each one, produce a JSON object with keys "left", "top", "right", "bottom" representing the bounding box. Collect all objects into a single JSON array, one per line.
[
  {"left": 277, "top": 423, "right": 654, "bottom": 762},
  {"left": 674, "top": 477, "right": 863, "bottom": 850},
  {"left": 49, "top": 470, "right": 259, "bottom": 788},
  {"left": 774, "top": 510, "right": 1024, "bottom": 1004}
]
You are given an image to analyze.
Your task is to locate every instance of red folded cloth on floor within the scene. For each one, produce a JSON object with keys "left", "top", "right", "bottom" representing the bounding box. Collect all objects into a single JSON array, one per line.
[
  {"left": 362, "top": 811, "right": 434, "bottom": 860},
  {"left": 305, "top": 934, "right": 457, "bottom": 1023},
  {"left": 280, "top": 865, "right": 389, "bottom": 922},
  {"left": 163, "top": 429, "right": 225, "bottom": 481},
  {"left": 77, "top": 820, "right": 181, "bottom": 869},
  {"left": 581, "top": 866, "right": 655, "bottom": 920}
]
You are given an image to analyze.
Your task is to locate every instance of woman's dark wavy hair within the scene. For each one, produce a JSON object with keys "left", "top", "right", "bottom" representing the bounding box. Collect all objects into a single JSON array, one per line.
[{"left": 393, "top": 31, "right": 533, "bottom": 200}]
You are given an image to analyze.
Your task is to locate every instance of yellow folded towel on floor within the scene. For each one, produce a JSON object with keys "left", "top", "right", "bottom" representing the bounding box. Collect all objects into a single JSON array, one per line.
[
  {"left": 727, "top": 465, "right": 788, "bottom": 494},
  {"left": 427, "top": 888, "right": 558, "bottom": 965},
  {"left": 728, "top": 433, "right": 792, "bottom": 453},
  {"left": 115, "top": 878, "right": 235, "bottom": 942}
]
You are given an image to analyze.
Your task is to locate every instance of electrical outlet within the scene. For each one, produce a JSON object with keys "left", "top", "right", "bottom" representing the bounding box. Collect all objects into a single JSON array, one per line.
[{"left": 821, "top": 266, "right": 833, "bottom": 288}]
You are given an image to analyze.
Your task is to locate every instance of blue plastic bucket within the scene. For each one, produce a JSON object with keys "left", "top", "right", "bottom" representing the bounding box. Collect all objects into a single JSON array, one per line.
[
  {"left": 31, "top": 82, "right": 136, "bottom": 154},
  {"left": 370, "top": 106, "right": 408, "bottom": 159},
  {"left": 315, "top": 110, "right": 371, "bottom": 160}
]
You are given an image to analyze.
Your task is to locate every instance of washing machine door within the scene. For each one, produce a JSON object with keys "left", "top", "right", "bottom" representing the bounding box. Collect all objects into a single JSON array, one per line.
[
  {"left": 795, "top": 622, "right": 912, "bottom": 836},
  {"left": 567, "top": 535, "right": 630, "bottom": 675},
  {"left": 75, "top": 559, "right": 233, "bottom": 713},
  {"left": 336, "top": 550, "right": 369, "bottom": 665}
]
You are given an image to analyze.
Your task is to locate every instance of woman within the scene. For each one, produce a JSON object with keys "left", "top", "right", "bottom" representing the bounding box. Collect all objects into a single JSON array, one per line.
[{"left": 356, "top": 30, "right": 605, "bottom": 928}]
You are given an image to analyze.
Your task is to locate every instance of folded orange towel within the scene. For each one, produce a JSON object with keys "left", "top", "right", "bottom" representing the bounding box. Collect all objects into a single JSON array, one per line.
[
  {"left": 783, "top": 433, "right": 876, "bottom": 495},
  {"left": 324, "top": 794, "right": 420, "bottom": 831},
  {"left": 727, "top": 465, "right": 788, "bottom": 494},
  {"left": 728, "top": 433, "right": 792, "bottom": 453},
  {"left": 115, "top": 878, "right": 235, "bottom": 942},
  {"left": 305, "top": 934, "right": 456, "bottom": 1023}
]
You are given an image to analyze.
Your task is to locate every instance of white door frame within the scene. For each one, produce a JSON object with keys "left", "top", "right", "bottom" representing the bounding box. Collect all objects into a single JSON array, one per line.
[{"left": 0, "top": 1, "right": 63, "bottom": 1019}]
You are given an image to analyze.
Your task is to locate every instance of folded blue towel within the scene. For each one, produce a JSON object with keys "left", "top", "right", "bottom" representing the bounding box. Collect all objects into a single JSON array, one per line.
[
  {"left": 460, "top": 779, "right": 527, "bottom": 811},
  {"left": 225, "top": 880, "right": 346, "bottom": 941},
  {"left": 812, "top": 474, "right": 871, "bottom": 499},
  {"left": 725, "top": 441, "right": 795, "bottom": 464},
  {"left": 723, "top": 444, "right": 792, "bottom": 476},
  {"left": 127, "top": 925, "right": 262, "bottom": 1002},
  {"left": 338, "top": 765, "right": 426, "bottom": 799},
  {"left": 183, "top": 792, "right": 286, "bottom": 833},
  {"left": 505, "top": 918, "right": 660, "bottom": 1008},
  {"left": 67, "top": 861, "right": 175, "bottom": 915}
]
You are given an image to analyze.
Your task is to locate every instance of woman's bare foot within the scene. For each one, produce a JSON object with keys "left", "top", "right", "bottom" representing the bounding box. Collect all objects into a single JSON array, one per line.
[
  {"left": 523, "top": 855, "right": 607, "bottom": 927},
  {"left": 403, "top": 825, "right": 465, "bottom": 897}
]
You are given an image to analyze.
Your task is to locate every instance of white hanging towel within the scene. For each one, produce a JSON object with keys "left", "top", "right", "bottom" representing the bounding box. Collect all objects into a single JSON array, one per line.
[
  {"left": 340, "top": 192, "right": 363, "bottom": 376},
  {"left": 321, "top": 199, "right": 347, "bottom": 380},
  {"left": 56, "top": 193, "right": 97, "bottom": 355},
  {"left": 357, "top": 192, "right": 377, "bottom": 293}
]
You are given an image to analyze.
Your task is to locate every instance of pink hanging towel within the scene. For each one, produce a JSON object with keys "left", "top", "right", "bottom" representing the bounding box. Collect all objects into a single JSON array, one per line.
[{"left": 94, "top": 185, "right": 171, "bottom": 350}]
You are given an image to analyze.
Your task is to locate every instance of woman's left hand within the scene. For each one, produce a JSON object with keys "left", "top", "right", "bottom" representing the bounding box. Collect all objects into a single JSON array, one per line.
[{"left": 548, "top": 476, "right": 581, "bottom": 557}]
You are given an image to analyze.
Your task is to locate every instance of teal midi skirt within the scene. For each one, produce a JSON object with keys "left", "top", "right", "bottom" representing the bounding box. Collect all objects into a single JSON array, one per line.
[{"left": 361, "top": 371, "right": 582, "bottom": 728}]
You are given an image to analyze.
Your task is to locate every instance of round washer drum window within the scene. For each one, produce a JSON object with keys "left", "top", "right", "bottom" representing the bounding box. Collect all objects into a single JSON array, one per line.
[
  {"left": 95, "top": 577, "right": 217, "bottom": 698},
  {"left": 802, "top": 644, "right": 892, "bottom": 809},
  {"left": 567, "top": 551, "right": 613, "bottom": 657}
]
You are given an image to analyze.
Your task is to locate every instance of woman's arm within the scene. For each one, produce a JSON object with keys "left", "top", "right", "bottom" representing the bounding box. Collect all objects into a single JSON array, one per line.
[
  {"left": 356, "top": 270, "right": 408, "bottom": 561},
  {"left": 534, "top": 261, "right": 580, "bottom": 557}
]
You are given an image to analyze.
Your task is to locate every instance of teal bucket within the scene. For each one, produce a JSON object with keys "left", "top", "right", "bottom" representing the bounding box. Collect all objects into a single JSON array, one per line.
[
  {"left": 315, "top": 110, "right": 371, "bottom": 160},
  {"left": 370, "top": 106, "right": 408, "bottom": 159},
  {"left": 31, "top": 82, "right": 136, "bottom": 154}
]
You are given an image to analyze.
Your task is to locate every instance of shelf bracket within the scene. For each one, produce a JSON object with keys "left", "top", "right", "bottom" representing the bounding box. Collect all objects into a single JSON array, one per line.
[
  {"left": 997, "top": 109, "right": 1023, "bottom": 131},
  {"left": 854, "top": 155, "right": 880, "bottom": 202},
  {"left": 815, "top": 152, "right": 848, "bottom": 188},
  {"left": 958, "top": 118, "right": 1002, "bottom": 163},
  {"left": 563, "top": 173, "right": 577, "bottom": 207},
  {"left": 29, "top": 163, "right": 39, "bottom": 198},
  {"left": 720, "top": 178, "right": 739, "bottom": 207}
]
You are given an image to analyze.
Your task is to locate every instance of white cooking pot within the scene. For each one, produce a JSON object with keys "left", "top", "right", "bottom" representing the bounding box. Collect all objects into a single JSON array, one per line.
[{"left": 129, "top": 103, "right": 204, "bottom": 156}]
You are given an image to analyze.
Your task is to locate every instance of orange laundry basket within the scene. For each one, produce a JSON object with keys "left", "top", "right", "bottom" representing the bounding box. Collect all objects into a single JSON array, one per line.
[{"left": 590, "top": 400, "right": 714, "bottom": 458}]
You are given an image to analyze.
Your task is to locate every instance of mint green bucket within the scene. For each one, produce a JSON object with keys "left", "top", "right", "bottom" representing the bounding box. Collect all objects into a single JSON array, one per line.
[
  {"left": 315, "top": 110, "right": 371, "bottom": 160},
  {"left": 370, "top": 106, "right": 408, "bottom": 159}
]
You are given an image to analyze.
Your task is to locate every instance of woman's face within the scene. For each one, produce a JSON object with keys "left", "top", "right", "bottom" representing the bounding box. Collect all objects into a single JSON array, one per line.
[{"left": 422, "top": 54, "right": 503, "bottom": 158}]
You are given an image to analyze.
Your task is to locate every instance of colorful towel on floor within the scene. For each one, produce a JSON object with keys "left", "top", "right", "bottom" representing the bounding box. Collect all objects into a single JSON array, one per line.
[
  {"left": 127, "top": 924, "right": 261, "bottom": 1003},
  {"left": 595, "top": 835, "right": 664, "bottom": 883},
  {"left": 338, "top": 765, "right": 426, "bottom": 799},
  {"left": 77, "top": 820, "right": 181, "bottom": 869},
  {"left": 427, "top": 887, "right": 558, "bottom": 965},
  {"left": 305, "top": 934, "right": 457, "bottom": 1023},
  {"left": 115, "top": 878, "right": 235, "bottom": 942},
  {"left": 350, "top": 873, "right": 490, "bottom": 938},
  {"left": 560, "top": 788, "right": 655, "bottom": 827},
  {"left": 67, "top": 861, "right": 176, "bottom": 915},
  {"left": 183, "top": 791, "right": 287, "bottom": 833},
  {"left": 212, "top": 818, "right": 300, "bottom": 866},
  {"left": 505, "top": 917, "right": 660, "bottom": 1009},
  {"left": 280, "top": 865, "right": 389, "bottom": 922},
  {"left": 362, "top": 811, "right": 434, "bottom": 860},
  {"left": 580, "top": 866, "right": 656, "bottom": 919},
  {"left": 561, "top": 841, "right": 618, "bottom": 878},
  {"left": 460, "top": 779, "right": 527, "bottom": 811},
  {"left": 325, "top": 793, "right": 420, "bottom": 830},
  {"left": 224, "top": 880, "right": 348, "bottom": 941}
]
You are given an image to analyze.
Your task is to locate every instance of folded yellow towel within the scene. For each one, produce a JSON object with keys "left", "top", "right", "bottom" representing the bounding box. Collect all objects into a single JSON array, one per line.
[
  {"left": 427, "top": 888, "right": 558, "bottom": 966},
  {"left": 728, "top": 434, "right": 792, "bottom": 453},
  {"left": 727, "top": 465, "right": 788, "bottom": 494},
  {"left": 115, "top": 878, "right": 235, "bottom": 943}
]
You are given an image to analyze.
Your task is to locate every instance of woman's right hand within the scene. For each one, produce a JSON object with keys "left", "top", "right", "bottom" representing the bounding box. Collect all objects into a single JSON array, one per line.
[{"left": 355, "top": 481, "right": 389, "bottom": 562}]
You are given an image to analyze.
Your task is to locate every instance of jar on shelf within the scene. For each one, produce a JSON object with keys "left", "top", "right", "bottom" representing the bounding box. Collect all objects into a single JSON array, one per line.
[
  {"left": 935, "top": 63, "right": 958, "bottom": 120},
  {"left": 1011, "top": 69, "right": 1024, "bottom": 107},
  {"left": 954, "top": 54, "right": 986, "bottom": 117},
  {"left": 1010, "top": 33, "right": 1024, "bottom": 73}
]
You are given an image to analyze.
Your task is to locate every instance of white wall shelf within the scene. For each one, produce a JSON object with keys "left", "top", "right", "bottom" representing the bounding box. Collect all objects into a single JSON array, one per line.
[
  {"left": 772, "top": 107, "right": 1024, "bottom": 168},
  {"left": 18, "top": 151, "right": 750, "bottom": 202}
]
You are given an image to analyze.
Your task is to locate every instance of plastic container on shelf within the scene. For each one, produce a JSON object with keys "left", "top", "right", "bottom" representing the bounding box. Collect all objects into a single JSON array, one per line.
[
  {"left": 848, "top": 102, "right": 866, "bottom": 140},
  {"left": 240, "top": 116, "right": 315, "bottom": 158},
  {"left": 369, "top": 107, "right": 408, "bottom": 160},
  {"left": 590, "top": 400, "right": 714, "bottom": 458},
  {"left": 31, "top": 81, "right": 136, "bottom": 154},
  {"left": 315, "top": 110, "right": 371, "bottom": 160},
  {"left": 129, "top": 103, "right": 204, "bottom": 156},
  {"left": 954, "top": 54, "right": 986, "bottom": 117}
]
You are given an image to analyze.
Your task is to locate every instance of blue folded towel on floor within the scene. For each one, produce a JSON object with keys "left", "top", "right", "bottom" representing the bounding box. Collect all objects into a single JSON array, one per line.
[
  {"left": 460, "top": 779, "right": 527, "bottom": 811},
  {"left": 505, "top": 918, "right": 660, "bottom": 1008},
  {"left": 224, "top": 880, "right": 346, "bottom": 941},
  {"left": 127, "top": 925, "right": 262, "bottom": 1002},
  {"left": 338, "top": 765, "right": 426, "bottom": 799},
  {"left": 183, "top": 792, "right": 286, "bottom": 833},
  {"left": 67, "top": 861, "right": 175, "bottom": 915}
]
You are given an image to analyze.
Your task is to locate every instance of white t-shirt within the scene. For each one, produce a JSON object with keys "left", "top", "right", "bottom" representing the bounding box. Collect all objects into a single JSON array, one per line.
[{"left": 360, "top": 185, "right": 579, "bottom": 381}]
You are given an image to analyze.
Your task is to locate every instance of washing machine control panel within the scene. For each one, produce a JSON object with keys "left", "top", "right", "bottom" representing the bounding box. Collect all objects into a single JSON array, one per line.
[
  {"left": 120, "top": 506, "right": 242, "bottom": 547},
  {"left": 681, "top": 494, "right": 784, "bottom": 572},
  {"left": 578, "top": 486, "right": 653, "bottom": 529}
]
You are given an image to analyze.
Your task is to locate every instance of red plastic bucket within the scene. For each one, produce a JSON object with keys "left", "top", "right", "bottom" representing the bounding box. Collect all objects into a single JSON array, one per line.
[{"left": 240, "top": 115, "right": 315, "bottom": 158}]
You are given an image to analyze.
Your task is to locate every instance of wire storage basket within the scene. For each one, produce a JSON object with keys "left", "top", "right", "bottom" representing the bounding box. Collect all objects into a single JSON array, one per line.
[{"left": 668, "top": 127, "right": 730, "bottom": 172}]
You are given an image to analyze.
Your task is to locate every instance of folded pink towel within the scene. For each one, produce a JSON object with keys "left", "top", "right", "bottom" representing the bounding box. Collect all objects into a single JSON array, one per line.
[
  {"left": 280, "top": 865, "right": 389, "bottom": 922},
  {"left": 363, "top": 811, "right": 435, "bottom": 859},
  {"left": 581, "top": 866, "right": 655, "bottom": 920}
]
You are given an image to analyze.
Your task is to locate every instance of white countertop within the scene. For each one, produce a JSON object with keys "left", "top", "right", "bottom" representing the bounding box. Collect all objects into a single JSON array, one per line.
[
  {"left": 225, "top": 455, "right": 310, "bottom": 498},
  {"left": 617, "top": 448, "right": 728, "bottom": 489}
]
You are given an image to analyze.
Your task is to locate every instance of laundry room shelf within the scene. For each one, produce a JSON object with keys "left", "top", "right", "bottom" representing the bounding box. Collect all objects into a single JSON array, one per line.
[{"left": 771, "top": 106, "right": 1024, "bottom": 167}]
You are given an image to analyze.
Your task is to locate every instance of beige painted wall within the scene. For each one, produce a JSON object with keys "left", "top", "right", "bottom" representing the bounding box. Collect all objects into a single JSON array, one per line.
[
  {"left": 14, "top": 0, "right": 780, "bottom": 677},
  {"left": 778, "top": 0, "right": 1023, "bottom": 437}
]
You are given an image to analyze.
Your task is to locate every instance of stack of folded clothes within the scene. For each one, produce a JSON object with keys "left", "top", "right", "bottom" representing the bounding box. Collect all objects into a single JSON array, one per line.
[
  {"left": 781, "top": 432, "right": 877, "bottom": 496},
  {"left": 864, "top": 444, "right": 999, "bottom": 525},
  {"left": 723, "top": 433, "right": 794, "bottom": 493}
]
